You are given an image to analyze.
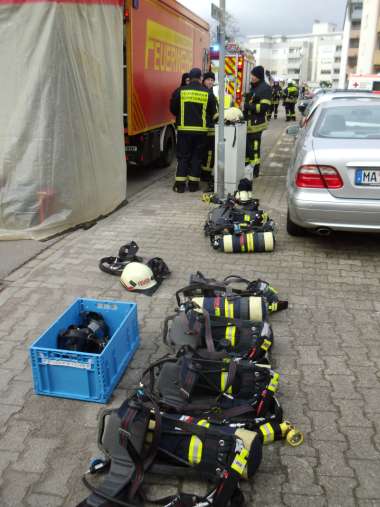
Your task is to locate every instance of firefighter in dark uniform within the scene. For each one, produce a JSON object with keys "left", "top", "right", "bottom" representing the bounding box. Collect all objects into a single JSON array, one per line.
[
  {"left": 170, "top": 68, "right": 218, "bottom": 193},
  {"left": 242, "top": 66, "right": 272, "bottom": 181},
  {"left": 270, "top": 81, "right": 282, "bottom": 119},
  {"left": 283, "top": 81, "right": 299, "bottom": 121},
  {"left": 200, "top": 71, "right": 217, "bottom": 185}
]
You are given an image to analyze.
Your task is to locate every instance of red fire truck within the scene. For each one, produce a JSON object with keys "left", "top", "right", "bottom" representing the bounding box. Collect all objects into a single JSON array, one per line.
[
  {"left": 210, "top": 43, "right": 256, "bottom": 107},
  {"left": 124, "top": 0, "right": 210, "bottom": 167}
]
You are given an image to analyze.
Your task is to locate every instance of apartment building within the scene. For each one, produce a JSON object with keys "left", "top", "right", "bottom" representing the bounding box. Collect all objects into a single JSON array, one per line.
[
  {"left": 339, "top": 0, "right": 380, "bottom": 87},
  {"left": 246, "top": 21, "right": 343, "bottom": 86}
]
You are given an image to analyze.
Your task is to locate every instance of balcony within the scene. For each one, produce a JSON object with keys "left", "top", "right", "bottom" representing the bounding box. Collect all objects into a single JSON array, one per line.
[
  {"left": 348, "top": 47, "right": 359, "bottom": 57},
  {"left": 374, "top": 49, "right": 380, "bottom": 66},
  {"left": 351, "top": 8, "right": 362, "bottom": 21}
]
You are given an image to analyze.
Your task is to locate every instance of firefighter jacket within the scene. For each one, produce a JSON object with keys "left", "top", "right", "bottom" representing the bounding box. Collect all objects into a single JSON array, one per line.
[
  {"left": 170, "top": 82, "right": 218, "bottom": 133},
  {"left": 271, "top": 85, "right": 282, "bottom": 104},
  {"left": 283, "top": 84, "right": 299, "bottom": 104},
  {"left": 243, "top": 80, "right": 272, "bottom": 134}
]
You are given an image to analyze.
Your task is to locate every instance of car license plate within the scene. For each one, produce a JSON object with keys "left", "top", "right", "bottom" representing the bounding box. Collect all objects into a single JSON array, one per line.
[
  {"left": 355, "top": 169, "right": 380, "bottom": 186},
  {"left": 125, "top": 146, "right": 138, "bottom": 152}
]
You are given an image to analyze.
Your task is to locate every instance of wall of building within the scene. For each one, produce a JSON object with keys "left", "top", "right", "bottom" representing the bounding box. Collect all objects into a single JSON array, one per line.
[
  {"left": 246, "top": 22, "right": 343, "bottom": 86},
  {"left": 357, "top": 0, "right": 380, "bottom": 73}
]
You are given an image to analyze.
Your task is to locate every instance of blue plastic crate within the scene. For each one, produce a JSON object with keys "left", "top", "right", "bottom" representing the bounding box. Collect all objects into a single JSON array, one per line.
[{"left": 29, "top": 298, "right": 139, "bottom": 403}]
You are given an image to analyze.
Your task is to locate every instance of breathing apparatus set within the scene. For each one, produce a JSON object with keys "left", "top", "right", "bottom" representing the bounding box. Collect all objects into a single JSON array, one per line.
[
  {"left": 99, "top": 241, "right": 170, "bottom": 296},
  {"left": 203, "top": 192, "right": 276, "bottom": 253},
  {"left": 78, "top": 272, "right": 303, "bottom": 507},
  {"left": 58, "top": 311, "right": 109, "bottom": 354}
]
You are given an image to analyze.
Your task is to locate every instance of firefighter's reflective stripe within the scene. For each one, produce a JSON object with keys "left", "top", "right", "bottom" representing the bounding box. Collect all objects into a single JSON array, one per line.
[
  {"left": 201, "top": 150, "right": 213, "bottom": 171},
  {"left": 230, "top": 448, "right": 249, "bottom": 475},
  {"left": 247, "top": 121, "right": 268, "bottom": 133},
  {"left": 268, "top": 372, "right": 280, "bottom": 393},
  {"left": 246, "top": 232, "right": 254, "bottom": 252},
  {"left": 225, "top": 325, "right": 236, "bottom": 347},
  {"left": 261, "top": 338, "right": 271, "bottom": 351},
  {"left": 224, "top": 299, "right": 234, "bottom": 318},
  {"left": 177, "top": 125, "right": 208, "bottom": 132},
  {"left": 175, "top": 176, "right": 187, "bottom": 181},
  {"left": 188, "top": 175, "right": 200, "bottom": 182},
  {"left": 188, "top": 420, "right": 210, "bottom": 465},
  {"left": 179, "top": 89, "right": 209, "bottom": 131},
  {"left": 221, "top": 371, "right": 233, "bottom": 394},
  {"left": 249, "top": 297, "right": 263, "bottom": 321},
  {"left": 269, "top": 302, "right": 278, "bottom": 312},
  {"left": 243, "top": 214, "right": 251, "bottom": 222},
  {"left": 260, "top": 423, "right": 275, "bottom": 444},
  {"left": 260, "top": 99, "right": 271, "bottom": 105}
]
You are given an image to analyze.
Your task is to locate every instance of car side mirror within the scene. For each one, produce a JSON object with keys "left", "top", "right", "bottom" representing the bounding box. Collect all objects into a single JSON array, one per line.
[
  {"left": 298, "top": 104, "right": 307, "bottom": 113},
  {"left": 286, "top": 125, "right": 300, "bottom": 137}
]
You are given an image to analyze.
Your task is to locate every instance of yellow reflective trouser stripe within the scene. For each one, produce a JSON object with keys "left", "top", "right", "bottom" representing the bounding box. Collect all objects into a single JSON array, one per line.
[
  {"left": 260, "top": 99, "right": 272, "bottom": 105},
  {"left": 256, "top": 103, "right": 261, "bottom": 113},
  {"left": 188, "top": 420, "right": 210, "bottom": 465},
  {"left": 269, "top": 302, "right": 278, "bottom": 312},
  {"left": 244, "top": 214, "right": 251, "bottom": 222},
  {"left": 188, "top": 176, "right": 200, "bottom": 181},
  {"left": 224, "top": 299, "right": 234, "bottom": 318},
  {"left": 260, "top": 423, "right": 275, "bottom": 444},
  {"left": 175, "top": 176, "right": 187, "bottom": 181},
  {"left": 247, "top": 232, "right": 254, "bottom": 252},
  {"left": 225, "top": 325, "right": 236, "bottom": 347},
  {"left": 231, "top": 448, "right": 249, "bottom": 475},
  {"left": 268, "top": 372, "right": 280, "bottom": 393},
  {"left": 221, "top": 371, "right": 233, "bottom": 394},
  {"left": 262, "top": 212, "right": 269, "bottom": 222},
  {"left": 261, "top": 338, "right": 271, "bottom": 351},
  {"left": 203, "top": 150, "right": 213, "bottom": 171}
]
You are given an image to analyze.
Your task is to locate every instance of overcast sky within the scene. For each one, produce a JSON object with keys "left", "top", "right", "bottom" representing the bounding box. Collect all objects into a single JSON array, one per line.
[{"left": 178, "top": 0, "right": 347, "bottom": 37}]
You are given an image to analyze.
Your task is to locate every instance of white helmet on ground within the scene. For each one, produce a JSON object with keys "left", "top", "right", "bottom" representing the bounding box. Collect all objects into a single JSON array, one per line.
[{"left": 120, "top": 262, "right": 157, "bottom": 292}]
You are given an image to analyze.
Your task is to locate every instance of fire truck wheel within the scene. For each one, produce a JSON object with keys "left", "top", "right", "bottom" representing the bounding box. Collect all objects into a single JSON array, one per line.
[{"left": 159, "top": 127, "right": 176, "bottom": 168}]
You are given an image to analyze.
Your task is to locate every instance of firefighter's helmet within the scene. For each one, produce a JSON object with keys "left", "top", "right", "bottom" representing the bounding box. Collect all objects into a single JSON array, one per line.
[{"left": 120, "top": 262, "right": 157, "bottom": 292}]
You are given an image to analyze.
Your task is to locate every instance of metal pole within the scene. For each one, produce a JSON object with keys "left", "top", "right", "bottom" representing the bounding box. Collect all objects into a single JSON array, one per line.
[{"left": 216, "top": 0, "right": 225, "bottom": 198}]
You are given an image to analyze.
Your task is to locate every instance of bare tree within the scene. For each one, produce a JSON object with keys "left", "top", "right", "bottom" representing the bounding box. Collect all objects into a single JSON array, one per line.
[{"left": 210, "top": 11, "right": 241, "bottom": 44}]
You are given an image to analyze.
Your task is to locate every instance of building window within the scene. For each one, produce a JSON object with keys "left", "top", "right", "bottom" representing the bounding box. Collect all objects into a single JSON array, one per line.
[
  {"left": 336, "top": 45, "right": 342, "bottom": 51},
  {"left": 351, "top": 20, "right": 361, "bottom": 29},
  {"left": 348, "top": 56, "right": 357, "bottom": 67},
  {"left": 334, "top": 57, "right": 341, "bottom": 63},
  {"left": 377, "top": 33, "right": 380, "bottom": 50},
  {"left": 320, "top": 70, "right": 331, "bottom": 75},
  {"left": 349, "top": 38, "right": 359, "bottom": 48},
  {"left": 333, "top": 69, "right": 340, "bottom": 74}
]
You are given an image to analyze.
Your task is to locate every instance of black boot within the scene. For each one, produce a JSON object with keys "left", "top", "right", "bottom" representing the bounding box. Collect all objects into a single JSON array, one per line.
[
  {"left": 253, "top": 166, "right": 260, "bottom": 178},
  {"left": 188, "top": 181, "right": 200, "bottom": 192},
  {"left": 173, "top": 181, "right": 186, "bottom": 193}
]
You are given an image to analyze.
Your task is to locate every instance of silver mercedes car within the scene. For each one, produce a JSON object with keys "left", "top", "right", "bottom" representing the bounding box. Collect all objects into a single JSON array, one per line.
[{"left": 286, "top": 98, "right": 380, "bottom": 236}]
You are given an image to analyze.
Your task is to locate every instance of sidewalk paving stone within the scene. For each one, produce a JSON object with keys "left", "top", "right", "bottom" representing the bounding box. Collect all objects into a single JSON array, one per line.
[{"left": 0, "top": 119, "right": 379, "bottom": 505}]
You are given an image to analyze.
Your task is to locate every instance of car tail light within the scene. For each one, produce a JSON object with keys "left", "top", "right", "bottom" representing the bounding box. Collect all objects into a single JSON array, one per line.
[{"left": 296, "top": 165, "right": 343, "bottom": 189}]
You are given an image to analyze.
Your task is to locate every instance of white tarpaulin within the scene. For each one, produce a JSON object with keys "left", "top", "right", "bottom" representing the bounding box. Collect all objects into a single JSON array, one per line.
[{"left": 0, "top": 0, "right": 126, "bottom": 240}]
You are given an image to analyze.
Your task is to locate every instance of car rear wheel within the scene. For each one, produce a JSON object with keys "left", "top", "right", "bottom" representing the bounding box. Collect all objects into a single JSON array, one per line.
[{"left": 287, "top": 211, "right": 306, "bottom": 236}]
